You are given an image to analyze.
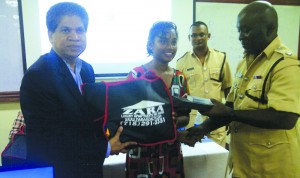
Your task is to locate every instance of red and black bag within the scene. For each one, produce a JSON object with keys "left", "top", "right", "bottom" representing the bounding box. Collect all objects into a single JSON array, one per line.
[
  {"left": 1, "top": 125, "right": 27, "bottom": 166},
  {"left": 83, "top": 74, "right": 176, "bottom": 146}
]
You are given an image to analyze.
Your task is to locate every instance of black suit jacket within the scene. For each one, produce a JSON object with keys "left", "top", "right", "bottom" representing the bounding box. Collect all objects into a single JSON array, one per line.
[{"left": 20, "top": 49, "right": 107, "bottom": 178}]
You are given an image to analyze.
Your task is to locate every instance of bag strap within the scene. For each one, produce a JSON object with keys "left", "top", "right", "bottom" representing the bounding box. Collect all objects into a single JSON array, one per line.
[
  {"left": 129, "top": 65, "right": 163, "bottom": 82},
  {"left": 18, "top": 125, "right": 26, "bottom": 135}
]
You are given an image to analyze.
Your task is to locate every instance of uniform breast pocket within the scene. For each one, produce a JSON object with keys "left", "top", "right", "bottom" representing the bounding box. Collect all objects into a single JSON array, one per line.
[
  {"left": 186, "top": 72, "right": 201, "bottom": 88},
  {"left": 209, "top": 68, "right": 221, "bottom": 82},
  {"left": 244, "top": 81, "right": 266, "bottom": 108},
  {"left": 245, "top": 82, "right": 263, "bottom": 97}
]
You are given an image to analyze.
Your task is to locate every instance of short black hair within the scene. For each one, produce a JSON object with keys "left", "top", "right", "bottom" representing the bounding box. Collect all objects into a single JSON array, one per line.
[
  {"left": 147, "top": 21, "right": 178, "bottom": 55},
  {"left": 190, "top": 21, "right": 208, "bottom": 32},
  {"left": 46, "top": 2, "right": 89, "bottom": 32}
]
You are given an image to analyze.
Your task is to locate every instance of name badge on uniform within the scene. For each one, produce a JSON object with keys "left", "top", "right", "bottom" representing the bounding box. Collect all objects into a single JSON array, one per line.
[
  {"left": 187, "top": 67, "right": 194, "bottom": 71},
  {"left": 236, "top": 72, "right": 243, "bottom": 78},
  {"left": 253, "top": 75, "right": 262, "bottom": 79}
]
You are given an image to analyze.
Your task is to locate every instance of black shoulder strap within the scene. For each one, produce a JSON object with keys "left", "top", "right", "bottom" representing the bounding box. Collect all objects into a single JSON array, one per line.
[
  {"left": 245, "top": 57, "right": 284, "bottom": 104},
  {"left": 176, "top": 52, "right": 189, "bottom": 62},
  {"left": 210, "top": 52, "right": 226, "bottom": 82},
  {"left": 219, "top": 53, "right": 226, "bottom": 81}
]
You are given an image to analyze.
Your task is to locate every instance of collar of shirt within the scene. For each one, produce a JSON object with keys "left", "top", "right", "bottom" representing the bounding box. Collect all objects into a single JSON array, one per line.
[
  {"left": 63, "top": 58, "right": 83, "bottom": 94},
  {"left": 263, "top": 36, "right": 281, "bottom": 59},
  {"left": 191, "top": 48, "right": 211, "bottom": 63}
]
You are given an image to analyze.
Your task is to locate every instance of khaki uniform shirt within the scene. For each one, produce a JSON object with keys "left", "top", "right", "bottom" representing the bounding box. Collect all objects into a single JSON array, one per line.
[
  {"left": 176, "top": 48, "right": 232, "bottom": 146},
  {"left": 227, "top": 37, "right": 300, "bottom": 177}
]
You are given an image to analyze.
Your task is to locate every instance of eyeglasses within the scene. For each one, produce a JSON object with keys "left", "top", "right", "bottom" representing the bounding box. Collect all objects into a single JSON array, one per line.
[{"left": 190, "top": 33, "right": 208, "bottom": 38}]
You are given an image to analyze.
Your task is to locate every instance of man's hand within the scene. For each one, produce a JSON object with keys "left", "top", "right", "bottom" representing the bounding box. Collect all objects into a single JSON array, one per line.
[
  {"left": 177, "top": 130, "right": 202, "bottom": 147},
  {"left": 109, "top": 126, "right": 137, "bottom": 155},
  {"left": 203, "top": 99, "right": 233, "bottom": 121},
  {"left": 185, "top": 125, "right": 207, "bottom": 146},
  {"left": 175, "top": 115, "right": 190, "bottom": 128}
]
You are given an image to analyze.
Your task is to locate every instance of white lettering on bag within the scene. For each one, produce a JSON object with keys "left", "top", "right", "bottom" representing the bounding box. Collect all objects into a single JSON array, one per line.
[{"left": 120, "top": 100, "right": 166, "bottom": 126}]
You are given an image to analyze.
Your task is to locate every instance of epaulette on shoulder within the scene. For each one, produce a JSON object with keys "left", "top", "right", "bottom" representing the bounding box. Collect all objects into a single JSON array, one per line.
[
  {"left": 176, "top": 52, "right": 189, "bottom": 61},
  {"left": 274, "top": 46, "right": 296, "bottom": 59},
  {"left": 213, "top": 49, "right": 226, "bottom": 55}
]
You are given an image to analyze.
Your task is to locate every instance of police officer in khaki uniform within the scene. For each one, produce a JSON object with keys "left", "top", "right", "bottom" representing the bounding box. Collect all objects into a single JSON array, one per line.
[
  {"left": 176, "top": 21, "right": 232, "bottom": 147},
  {"left": 186, "top": 1, "right": 300, "bottom": 177}
]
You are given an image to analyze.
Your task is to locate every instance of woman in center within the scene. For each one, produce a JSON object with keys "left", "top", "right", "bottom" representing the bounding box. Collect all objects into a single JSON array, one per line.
[{"left": 126, "top": 21, "right": 189, "bottom": 178}]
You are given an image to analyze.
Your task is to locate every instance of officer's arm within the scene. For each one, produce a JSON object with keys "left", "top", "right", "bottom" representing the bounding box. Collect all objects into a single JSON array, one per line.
[
  {"left": 232, "top": 108, "right": 298, "bottom": 129},
  {"left": 204, "top": 99, "right": 298, "bottom": 130}
]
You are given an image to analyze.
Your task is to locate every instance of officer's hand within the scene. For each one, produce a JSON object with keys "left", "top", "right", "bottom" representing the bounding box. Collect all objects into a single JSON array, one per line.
[
  {"left": 203, "top": 99, "right": 233, "bottom": 120},
  {"left": 177, "top": 130, "right": 201, "bottom": 147}
]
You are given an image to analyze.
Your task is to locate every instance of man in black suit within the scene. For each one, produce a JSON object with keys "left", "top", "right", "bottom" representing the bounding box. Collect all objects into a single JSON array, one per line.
[{"left": 20, "top": 2, "right": 135, "bottom": 178}]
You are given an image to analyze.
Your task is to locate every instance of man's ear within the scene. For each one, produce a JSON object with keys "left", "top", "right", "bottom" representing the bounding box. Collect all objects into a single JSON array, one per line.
[
  {"left": 188, "top": 35, "right": 191, "bottom": 41},
  {"left": 207, "top": 33, "right": 211, "bottom": 39},
  {"left": 266, "top": 23, "right": 276, "bottom": 36},
  {"left": 48, "top": 31, "right": 53, "bottom": 44}
]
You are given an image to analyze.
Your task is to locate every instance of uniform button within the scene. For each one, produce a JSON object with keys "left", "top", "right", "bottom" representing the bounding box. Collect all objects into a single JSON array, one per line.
[
  {"left": 244, "top": 77, "right": 249, "bottom": 81},
  {"left": 267, "top": 141, "right": 272, "bottom": 146},
  {"left": 238, "top": 94, "right": 244, "bottom": 99},
  {"left": 253, "top": 85, "right": 257, "bottom": 91},
  {"left": 204, "top": 78, "right": 208, "bottom": 81},
  {"left": 203, "top": 67, "right": 207, "bottom": 71},
  {"left": 234, "top": 127, "right": 238, "bottom": 133},
  {"left": 205, "top": 90, "right": 209, "bottom": 94}
]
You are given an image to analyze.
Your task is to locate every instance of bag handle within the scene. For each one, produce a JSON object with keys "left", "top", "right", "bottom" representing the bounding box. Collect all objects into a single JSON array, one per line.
[{"left": 129, "top": 66, "right": 162, "bottom": 82}]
